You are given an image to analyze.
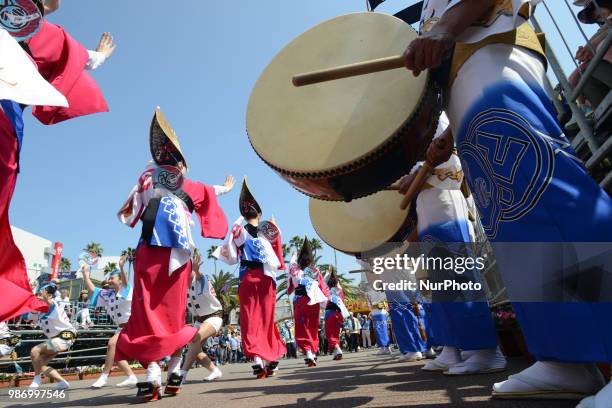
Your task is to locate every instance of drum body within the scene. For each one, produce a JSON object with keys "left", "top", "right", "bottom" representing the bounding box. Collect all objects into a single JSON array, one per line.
[
  {"left": 247, "top": 12, "right": 440, "bottom": 202},
  {"left": 309, "top": 190, "right": 416, "bottom": 257}
]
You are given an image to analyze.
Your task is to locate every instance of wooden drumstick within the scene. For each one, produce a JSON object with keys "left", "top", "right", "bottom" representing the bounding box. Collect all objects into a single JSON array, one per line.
[
  {"left": 293, "top": 55, "right": 405, "bottom": 87},
  {"left": 400, "top": 162, "right": 432, "bottom": 210},
  {"left": 383, "top": 184, "right": 400, "bottom": 191}
]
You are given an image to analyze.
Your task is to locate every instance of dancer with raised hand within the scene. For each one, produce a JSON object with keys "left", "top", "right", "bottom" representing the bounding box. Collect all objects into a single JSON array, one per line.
[
  {"left": 115, "top": 108, "right": 229, "bottom": 401},
  {"left": 81, "top": 254, "right": 138, "bottom": 389},
  {"left": 324, "top": 268, "right": 351, "bottom": 361},
  {"left": 215, "top": 178, "right": 286, "bottom": 379},
  {"left": 288, "top": 238, "right": 330, "bottom": 367}
]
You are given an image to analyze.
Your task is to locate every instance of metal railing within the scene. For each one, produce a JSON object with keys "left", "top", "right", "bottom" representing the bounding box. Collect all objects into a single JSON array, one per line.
[{"left": 534, "top": 0, "right": 612, "bottom": 190}]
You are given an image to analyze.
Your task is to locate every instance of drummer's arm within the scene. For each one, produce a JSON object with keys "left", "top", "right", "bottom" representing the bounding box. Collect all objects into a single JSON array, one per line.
[
  {"left": 403, "top": 0, "right": 497, "bottom": 74},
  {"left": 430, "top": 0, "right": 497, "bottom": 38}
]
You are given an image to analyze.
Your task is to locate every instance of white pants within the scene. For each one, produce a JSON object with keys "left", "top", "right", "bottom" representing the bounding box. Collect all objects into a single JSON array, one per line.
[
  {"left": 0, "top": 344, "right": 13, "bottom": 357},
  {"left": 46, "top": 337, "right": 73, "bottom": 353},
  {"left": 194, "top": 316, "right": 223, "bottom": 333}
]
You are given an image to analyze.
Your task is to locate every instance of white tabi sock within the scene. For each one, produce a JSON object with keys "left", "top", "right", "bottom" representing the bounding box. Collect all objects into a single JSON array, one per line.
[
  {"left": 253, "top": 356, "right": 264, "bottom": 368},
  {"left": 493, "top": 361, "right": 605, "bottom": 396},
  {"left": 168, "top": 356, "right": 182, "bottom": 374},
  {"left": 30, "top": 375, "right": 42, "bottom": 387},
  {"left": 306, "top": 350, "right": 315, "bottom": 360},
  {"left": 146, "top": 362, "right": 162, "bottom": 387}
]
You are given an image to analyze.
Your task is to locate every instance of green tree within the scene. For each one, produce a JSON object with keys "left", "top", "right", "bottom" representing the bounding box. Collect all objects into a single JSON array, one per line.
[
  {"left": 276, "top": 274, "right": 289, "bottom": 301},
  {"left": 309, "top": 237, "right": 323, "bottom": 257},
  {"left": 103, "top": 262, "right": 118, "bottom": 275},
  {"left": 207, "top": 245, "right": 219, "bottom": 275},
  {"left": 276, "top": 244, "right": 293, "bottom": 301},
  {"left": 120, "top": 247, "right": 136, "bottom": 269},
  {"left": 289, "top": 236, "right": 303, "bottom": 252},
  {"left": 83, "top": 242, "right": 103, "bottom": 257},
  {"left": 59, "top": 257, "right": 71, "bottom": 272},
  {"left": 209, "top": 269, "right": 239, "bottom": 324},
  {"left": 281, "top": 243, "right": 291, "bottom": 259}
]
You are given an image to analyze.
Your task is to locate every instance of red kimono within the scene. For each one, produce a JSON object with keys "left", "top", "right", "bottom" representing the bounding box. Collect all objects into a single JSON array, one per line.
[
  {"left": 237, "top": 224, "right": 286, "bottom": 362},
  {"left": 28, "top": 21, "right": 108, "bottom": 124},
  {"left": 115, "top": 178, "right": 228, "bottom": 366},
  {"left": 324, "top": 286, "right": 346, "bottom": 352},
  {"left": 0, "top": 21, "right": 107, "bottom": 321},
  {"left": 292, "top": 270, "right": 329, "bottom": 354}
]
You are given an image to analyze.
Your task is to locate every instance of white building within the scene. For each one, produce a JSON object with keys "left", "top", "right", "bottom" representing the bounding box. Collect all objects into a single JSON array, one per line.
[
  {"left": 10, "top": 226, "right": 55, "bottom": 281},
  {"left": 91, "top": 256, "right": 122, "bottom": 281}
]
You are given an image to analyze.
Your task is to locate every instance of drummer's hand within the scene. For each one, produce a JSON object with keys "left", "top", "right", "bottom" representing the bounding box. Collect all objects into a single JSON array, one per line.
[
  {"left": 397, "top": 172, "right": 417, "bottom": 195},
  {"left": 403, "top": 28, "right": 455, "bottom": 77},
  {"left": 426, "top": 128, "right": 454, "bottom": 167}
]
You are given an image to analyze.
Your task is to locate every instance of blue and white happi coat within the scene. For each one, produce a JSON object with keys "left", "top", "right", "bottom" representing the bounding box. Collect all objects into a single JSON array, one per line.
[
  {"left": 328, "top": 286, "right": 351, "bottom": 319},
  {"left": 214, "top": 217, "right": 281, "bottom": 283},
  {"left": 118, "top": 162, "right": 196, "bottom": 275},
  {"left": 288, "top": 256, "right": 328, "bottom": 306}
]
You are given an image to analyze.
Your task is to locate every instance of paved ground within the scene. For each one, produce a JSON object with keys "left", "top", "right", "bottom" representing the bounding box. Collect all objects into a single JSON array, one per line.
[{"left": 3, "top": 350, "right": 581, "bottom": 408}]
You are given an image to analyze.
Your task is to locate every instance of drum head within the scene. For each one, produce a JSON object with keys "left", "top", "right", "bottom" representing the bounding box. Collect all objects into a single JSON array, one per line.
[
  {"left": 309, "top": 189, "right": 413, "bottom": 255},
  {"left": 247, "top": 12, "right": 427, "bottom": 176}
]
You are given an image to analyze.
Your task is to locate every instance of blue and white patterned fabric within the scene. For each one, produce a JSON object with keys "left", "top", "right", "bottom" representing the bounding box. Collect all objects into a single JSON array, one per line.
[
  {"left": 447, "top": 42, "right": 612, "bottom": 362},
  {"left": 90, "top": 286, "right": 132, "bottom": 325},
  {"left": 215, "top": 217, "right": 282, "bottom": 282},
  {"left": 22, "top": 302, "right": 75, "bottom": 339},
  {"left": 410, "top": 114, "right": 498, "bottom": 351},
  {"left": 329, "top": 287, "right": 351, "bottom": 318},
  {"left": 388, "top": 302, "right": 428, "bottom": 354},
  {"left": 288, "top": 257, "right": 328, "bottom": 305},
  {"left": 150, "top": 195, "right": 192, "bottom": 251},
  {"left": 371, "top": 311, "right": 390, "bottom": 347},
  {"left": 239, "top": 238, "right": 275, "bottom": 280}
]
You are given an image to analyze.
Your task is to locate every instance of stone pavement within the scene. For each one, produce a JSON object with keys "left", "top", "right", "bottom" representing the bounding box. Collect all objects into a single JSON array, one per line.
[{"left": 4, "top": 349, "right": 580, "bottom": 408}]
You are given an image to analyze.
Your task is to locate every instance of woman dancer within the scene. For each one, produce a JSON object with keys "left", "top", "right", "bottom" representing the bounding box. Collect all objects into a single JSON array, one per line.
[
  {"left": 115, "top": 108, "right": 229, "bottom": 401},
  {"left": 215, "top": 179, "right": 286, "bottom": 378}
]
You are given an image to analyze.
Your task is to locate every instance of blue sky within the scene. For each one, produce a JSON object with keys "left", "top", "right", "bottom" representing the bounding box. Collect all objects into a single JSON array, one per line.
[{"left": 11, "top": 1, "right": 595, "bottom": 278}]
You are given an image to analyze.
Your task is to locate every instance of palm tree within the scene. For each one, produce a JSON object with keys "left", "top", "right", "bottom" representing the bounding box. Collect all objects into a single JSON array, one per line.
[
  {"left": 206, "top": 245, "right": 219, "bottom": 274},
  {"left": 309, "top": 237, "right": 323, "bottom": 257},
  {"left": 289, "top": 236, "right": 303, "bottom": 252},
  {"left": 121, "top": 247, "right": 136, "bottom": 264},
  {"left": 83, "top": 242, "right": 103, "bottom": 257},
  {"left": 281, "top": 243, "right": 291, "bottom": 260},
  {"left": 275, "top": 244, "right": 293, "bottom": 301},
  {"left": 103, "top": 262, "right": 118, "bottom": 275},
  {"left": 59, "top": 257, "right": 71, "bottom": 272},
  {"left": 121, "top": 247, "right": 136, "bottom": 282},
  {"left": 275, "top": 274, "right": 289, "bottom": 301},
  {"left": 209, "top": 269, "right": 239, "bottom": 324}
]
